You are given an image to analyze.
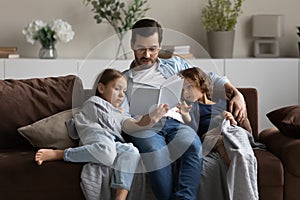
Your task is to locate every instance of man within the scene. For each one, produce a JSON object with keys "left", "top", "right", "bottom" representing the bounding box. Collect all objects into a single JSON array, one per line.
[{"left": 122, "top": 18, "right": 247, "bottom": 200}]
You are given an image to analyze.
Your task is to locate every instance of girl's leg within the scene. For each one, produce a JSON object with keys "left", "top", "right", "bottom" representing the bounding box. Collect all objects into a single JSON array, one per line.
[
  {"left": 111, "top": 142, "right": 140, "bottom": 197},
  {"left": 35, "top": 149, "right": 64, "bottom": 165}
]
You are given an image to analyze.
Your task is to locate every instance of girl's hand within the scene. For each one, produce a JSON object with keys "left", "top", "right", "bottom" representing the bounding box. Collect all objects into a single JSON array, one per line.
[
  {"left": 149, "top": 104, "right": 169, "bottom": 123},
  {"left": 223, "top": 111, "right": 237, "bottom": 126}
]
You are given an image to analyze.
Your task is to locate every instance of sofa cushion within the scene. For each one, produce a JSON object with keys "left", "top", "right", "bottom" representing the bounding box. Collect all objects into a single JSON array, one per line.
[
  {"left": 0, "top": 75, "right": 84, "bottom": 149},
  {"left": 18, "top": 108, "right": 79, "bottom": 149},
  {"left": 266, "top": 105, "right": 300, "bottom": 138}
]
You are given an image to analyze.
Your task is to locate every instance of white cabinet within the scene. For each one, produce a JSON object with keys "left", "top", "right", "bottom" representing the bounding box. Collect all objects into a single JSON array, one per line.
[
  {"left": 4, "top": 59, "right": 78, "bottom": 79},
  {"left": 225, "top": 58, "right": 299, "bottom": 131},
  {"left": 187, "top": 59, "right": 225, "bottom": 76},
  {"left": 0, "top": 59, "right": 4, "bottom": 79},
  {"left": 78, "top": 59, "right": 132, "bottom": 89}
]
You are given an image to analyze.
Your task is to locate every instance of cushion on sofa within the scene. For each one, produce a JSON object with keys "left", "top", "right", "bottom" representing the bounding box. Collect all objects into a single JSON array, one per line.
[
  {"left": 0, "top": 75, "right": 84, "bottom": 149},
  {"left": 266, "top": 105, "right": 300, "bottom": 138},
  {"left": 18, "top": 108, "right": 80, "bottom": 149}
]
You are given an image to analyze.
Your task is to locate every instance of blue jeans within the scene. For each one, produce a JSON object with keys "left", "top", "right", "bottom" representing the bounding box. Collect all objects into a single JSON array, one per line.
[{"left": 124, "top": 118, "right": 202, "bottom": 200}]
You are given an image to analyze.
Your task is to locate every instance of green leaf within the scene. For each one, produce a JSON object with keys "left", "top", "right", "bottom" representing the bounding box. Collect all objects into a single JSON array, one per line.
[
  {"left": 201, "top": 0, "right": 244, "bottom": 31},
  {"left": 83, "top": 0, "right": 150, "bottom": 34}
]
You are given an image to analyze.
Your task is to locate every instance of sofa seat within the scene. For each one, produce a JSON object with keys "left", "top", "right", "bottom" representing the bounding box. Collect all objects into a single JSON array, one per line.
[
  {"left": 259, "top": 127, "right": 300, "bottom": 200},
  {"left": 254, "top": 149, "right": 284, "bottom": 200},
  {"left": 0, "top": 149, "right": 85, "bottom": 200}
]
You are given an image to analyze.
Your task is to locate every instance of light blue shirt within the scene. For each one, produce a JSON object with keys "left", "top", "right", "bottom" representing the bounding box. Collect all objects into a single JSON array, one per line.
[{"left": 122, "top": 56, "right": 229, "bottom": 116}]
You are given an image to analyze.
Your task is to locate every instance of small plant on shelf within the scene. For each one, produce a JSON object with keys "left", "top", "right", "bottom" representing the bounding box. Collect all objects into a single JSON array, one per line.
[{"left": 201, "top": 0, "right": 245, "bottom": 32}]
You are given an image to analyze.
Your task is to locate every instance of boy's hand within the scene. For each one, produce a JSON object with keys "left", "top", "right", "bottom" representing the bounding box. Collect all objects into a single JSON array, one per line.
[
  {"left": 223, "top": 111, "right": 237, "bottom": 126},
  {"left": 177, "top": 101, "right": 192, "bottom": 115},
  {"left": 177, "top": 101, "right": 192, "bottom": 123}
]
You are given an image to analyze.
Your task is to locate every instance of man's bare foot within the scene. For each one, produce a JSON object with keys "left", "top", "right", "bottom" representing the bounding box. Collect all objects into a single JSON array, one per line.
[{"left": 35, "top": 149, "right": 64, "bottom": 165}]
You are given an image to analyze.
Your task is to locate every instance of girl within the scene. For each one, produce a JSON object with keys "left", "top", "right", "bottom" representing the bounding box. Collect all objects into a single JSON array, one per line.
[{"left": 35, "top": 68, "right": 168, "bottom": 200}]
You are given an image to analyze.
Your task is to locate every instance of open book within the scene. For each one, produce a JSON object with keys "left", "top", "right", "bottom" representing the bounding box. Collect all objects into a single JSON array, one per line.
[{"left": 129, "top": 75, "right": 184, "bottom": 116}]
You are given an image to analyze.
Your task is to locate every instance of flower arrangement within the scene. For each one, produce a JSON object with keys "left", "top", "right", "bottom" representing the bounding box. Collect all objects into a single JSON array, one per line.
[{"left": 22, "top": 19, "right": 75, "bottom": 48}]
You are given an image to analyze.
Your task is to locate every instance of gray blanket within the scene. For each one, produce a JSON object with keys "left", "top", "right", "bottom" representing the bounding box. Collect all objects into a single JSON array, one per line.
[{"left": 199, "top": 119, "right": 265, "bottom": 200}]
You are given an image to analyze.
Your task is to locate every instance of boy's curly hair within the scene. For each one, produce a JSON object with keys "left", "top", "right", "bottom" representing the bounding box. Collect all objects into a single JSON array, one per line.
[{"left": 179, "top": 67, "right": 213, "bottom": 100}]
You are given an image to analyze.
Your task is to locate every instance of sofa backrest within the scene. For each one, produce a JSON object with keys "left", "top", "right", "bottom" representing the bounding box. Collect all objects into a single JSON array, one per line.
[{"left": 0, "top": 75, "right": 84, "bottom": 149}]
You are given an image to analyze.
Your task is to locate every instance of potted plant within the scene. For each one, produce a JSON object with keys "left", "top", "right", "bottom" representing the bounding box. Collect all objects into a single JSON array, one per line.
[
  {"left": 201, "top": 0, "right": 245, "bottom": 58},
  {"left": 83, "top": 0, "right": 150, "bottom": 59}
]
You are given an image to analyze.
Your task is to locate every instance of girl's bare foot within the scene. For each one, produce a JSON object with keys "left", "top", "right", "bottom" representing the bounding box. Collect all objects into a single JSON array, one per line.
[
  {"left": 115, "top": 188, "right": 128, "bottom": 200},
  {"left": 35, "top": 149, "right": 64, "bottom": 165}
]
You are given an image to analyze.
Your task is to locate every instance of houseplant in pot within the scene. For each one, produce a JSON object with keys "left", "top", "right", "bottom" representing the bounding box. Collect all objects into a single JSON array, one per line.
[{"left": 201, "top": 0, "right": 245, "bottom": 58}]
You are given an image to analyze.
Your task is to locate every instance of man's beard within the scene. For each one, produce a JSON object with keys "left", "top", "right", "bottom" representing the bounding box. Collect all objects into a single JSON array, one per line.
[{"left": 134, "top": 57, "right": 157, "bottom": 71}]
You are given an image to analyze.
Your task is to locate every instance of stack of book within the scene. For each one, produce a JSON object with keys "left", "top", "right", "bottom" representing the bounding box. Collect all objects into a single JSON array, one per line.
[
  {"left": 0, "top": 47, "right": 20, "bottom": 58},
  {"left": 159, "top": 45, "right": 194, "bottom": 59}
]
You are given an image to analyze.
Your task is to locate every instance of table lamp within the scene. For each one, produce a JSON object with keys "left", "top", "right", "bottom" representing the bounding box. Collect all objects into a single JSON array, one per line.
[{"left": 252, "top": 15, "right": 284, "bottom": 57}]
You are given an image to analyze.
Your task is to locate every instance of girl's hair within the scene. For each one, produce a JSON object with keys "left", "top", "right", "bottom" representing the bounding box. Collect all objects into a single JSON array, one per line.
[
  {"left": 93, "top": 68, "right": 125, "bottom": 97},
  {"left": 179, "top": 67, "right": 213, "bottom": 100}
]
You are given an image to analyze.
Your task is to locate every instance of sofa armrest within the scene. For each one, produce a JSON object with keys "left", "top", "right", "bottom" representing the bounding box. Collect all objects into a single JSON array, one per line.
[
  {"left": 237, "top": 88, "right": 259, "bottom": 140},
  {"left": 259, "top": 127, "right": 300, "bottom": 177}
]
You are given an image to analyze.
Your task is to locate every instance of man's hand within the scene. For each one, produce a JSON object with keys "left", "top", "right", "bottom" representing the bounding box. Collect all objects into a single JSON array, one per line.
[
  {"left": 228, "top": 91, "right": 247, "bottom": 123},
  {"left": 224, "top": 83, "right": 247, "bottom": 123}
]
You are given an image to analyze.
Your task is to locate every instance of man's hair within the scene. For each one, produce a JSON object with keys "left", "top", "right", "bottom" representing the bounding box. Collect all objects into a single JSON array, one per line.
[
  {"left": 94, "top": 68, "right": 125, "bottom": 97},
  {"left": 179, "top": 67, "right": 214, "bottom": 100},
  {"left": 131, "top": 18, "right": 163, "bottom": 45}
]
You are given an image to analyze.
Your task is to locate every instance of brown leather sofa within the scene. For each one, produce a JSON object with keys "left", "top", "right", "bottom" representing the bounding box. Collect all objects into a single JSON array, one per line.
[
  {"left": 0, "top": 75, "right": 286, "bottom": 200},
  {"left": 259, "top": 105, "right": 300, "bottom": 200}
]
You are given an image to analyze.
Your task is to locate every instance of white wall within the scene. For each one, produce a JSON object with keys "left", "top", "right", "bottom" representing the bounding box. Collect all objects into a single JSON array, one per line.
[{"left": 0, "top": 0, "right": 299, "bottom": 59}]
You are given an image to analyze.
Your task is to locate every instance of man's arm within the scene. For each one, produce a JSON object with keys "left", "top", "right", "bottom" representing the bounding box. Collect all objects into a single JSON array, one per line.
[
  {"left": 224, "top": 82, "right": 247, "bottom": 123},
  {"left": 206, "top": 71, "right": 247, "bottom": 123}
]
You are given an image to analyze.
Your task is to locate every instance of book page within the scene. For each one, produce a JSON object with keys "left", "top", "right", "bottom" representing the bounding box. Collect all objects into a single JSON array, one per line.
[
  {"left": 164, "top": 107, "right": 184, "bottom": 123},
  {"left": 159, "top": 75, "right": 184, "bottom": 108},
  {"left": 129, "top": 75, "right": 183, "bottom": 116},
  {"left": 161, "top": 74, "right": 182, "bottom": 88},
  {"left": 129, "top": 87, "right": 160, "bottom": 116}
]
